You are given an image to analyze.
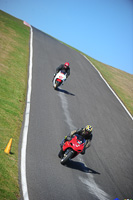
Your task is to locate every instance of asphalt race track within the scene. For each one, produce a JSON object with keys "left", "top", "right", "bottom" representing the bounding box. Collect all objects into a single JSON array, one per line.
[{"left": 19, "top": 27, "right": 133, "bottom": 200}]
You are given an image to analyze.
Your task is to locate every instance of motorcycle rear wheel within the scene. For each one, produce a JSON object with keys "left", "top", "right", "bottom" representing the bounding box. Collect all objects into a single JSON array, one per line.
[{"left": 60, "top": 149, "right": 74, "bottom": 165}]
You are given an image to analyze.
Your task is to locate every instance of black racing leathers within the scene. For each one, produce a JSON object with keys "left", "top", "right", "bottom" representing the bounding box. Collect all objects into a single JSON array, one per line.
[{"left": 56, "top": 64, "right": 70, "bottom": 78}]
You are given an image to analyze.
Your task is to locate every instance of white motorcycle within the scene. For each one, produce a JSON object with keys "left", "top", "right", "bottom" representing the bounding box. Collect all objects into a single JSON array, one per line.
[{"left": 53, "top": 70, "right": 67, "bottom": 90}]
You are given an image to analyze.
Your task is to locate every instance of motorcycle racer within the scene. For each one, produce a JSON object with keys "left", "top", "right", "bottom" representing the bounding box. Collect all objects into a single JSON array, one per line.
[
  {"left": 53, "top": 62, "right": 70, "bottom": 82},
  {"left": 56, "top": 62, "right": 70, "bottom": 77},
  {"left": 59, "top": 125, "right": 93, "bottom": 158}
]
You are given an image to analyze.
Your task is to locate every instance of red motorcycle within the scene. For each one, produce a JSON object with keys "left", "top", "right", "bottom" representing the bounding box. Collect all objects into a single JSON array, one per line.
[{"left": 58, "top": 134, "right": 85, "bottom": 165}]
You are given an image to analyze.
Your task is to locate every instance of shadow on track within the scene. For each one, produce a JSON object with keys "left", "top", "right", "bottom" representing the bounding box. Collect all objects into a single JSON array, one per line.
[
  {"left": 65, "top": 160, "right": 100, "bottom": 175},
  {"left": 56, "top": 88, "right": 75, "bottom": 96}
]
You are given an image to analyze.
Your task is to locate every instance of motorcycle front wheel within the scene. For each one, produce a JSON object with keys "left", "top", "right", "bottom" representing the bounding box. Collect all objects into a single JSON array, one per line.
[
  {"left": 54, "top": 81, "right": 61, "bottom": 90},
  {"left": 60, "top": 149, "right": 74, "bottom": 165}
]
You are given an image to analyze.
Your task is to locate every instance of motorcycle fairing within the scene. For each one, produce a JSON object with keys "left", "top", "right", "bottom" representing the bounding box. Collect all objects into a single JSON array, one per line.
[
  {"left": 54, "top": 71, "right": 67, "bottom": 82},
  {"left": 56, "top": 78, "right": 62, "bottom": 82},
  {"left": 62, "top": 135, "right": 85, "bottom": 153}
]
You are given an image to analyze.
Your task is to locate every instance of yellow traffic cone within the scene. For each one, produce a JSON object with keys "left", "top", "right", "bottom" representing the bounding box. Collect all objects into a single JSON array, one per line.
[{"left": 4, "top": 138, "right": 12, "bottom": 154}]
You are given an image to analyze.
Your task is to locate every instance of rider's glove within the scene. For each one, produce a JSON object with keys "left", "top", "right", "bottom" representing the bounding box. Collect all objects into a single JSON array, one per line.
[{"left": 64, "top": 136, "right": 71, "bottom": 141}]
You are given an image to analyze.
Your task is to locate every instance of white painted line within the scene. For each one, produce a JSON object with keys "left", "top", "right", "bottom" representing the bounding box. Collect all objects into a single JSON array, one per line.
[
  {"left": 58, "top": 91, "right": 110, "bottom": 199},
  {"left": 82, "top": 55, "right": 133, "bottom": 120},
  {"left": 21, "top": 27, "right": 33, "bottom": 200}
]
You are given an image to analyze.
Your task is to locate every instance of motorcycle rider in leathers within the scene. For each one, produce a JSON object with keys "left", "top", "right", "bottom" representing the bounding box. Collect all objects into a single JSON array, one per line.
[
  {"left": 58, "top": 125, "right": 93, "bottom": 158},
  {"left": 53, "top": 62, "right": 70, "bottom": 81}
]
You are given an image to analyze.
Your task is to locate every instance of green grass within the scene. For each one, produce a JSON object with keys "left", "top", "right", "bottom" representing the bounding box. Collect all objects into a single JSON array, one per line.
[
  {"left": 87, "top": 56, "right": 133, "bottom": 115},
  {"left": 0, "top": 9, "right": 133, "bottom": 200},
  {"left": 0, "top": 10, "right": 30, "bottom": 199}
]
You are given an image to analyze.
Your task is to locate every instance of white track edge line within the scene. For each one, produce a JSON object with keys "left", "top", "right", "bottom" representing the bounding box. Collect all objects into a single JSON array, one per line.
[
  {"left": 82, "top": 54, "right": 133, "bottom": 120},
  {"left": 21, "top": 27, "right": 33, "bottom": 200}
]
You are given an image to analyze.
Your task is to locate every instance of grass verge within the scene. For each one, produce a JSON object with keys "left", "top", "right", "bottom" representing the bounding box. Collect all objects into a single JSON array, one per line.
[
  {"left": 86, "top": 56, "right": 133, "bottom": 115},
  {"left": 0, "top": 10, "right": 30, "bottom": 199}
]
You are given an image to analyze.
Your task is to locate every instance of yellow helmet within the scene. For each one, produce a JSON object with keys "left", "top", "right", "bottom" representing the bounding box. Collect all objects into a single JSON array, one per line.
[{"left": 84, "top": 125, "right": 93, "bottom": 135}]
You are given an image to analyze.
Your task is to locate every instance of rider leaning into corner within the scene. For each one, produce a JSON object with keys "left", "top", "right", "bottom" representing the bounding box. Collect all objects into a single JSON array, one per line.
[
  {"left": 53, "top": 62, "right": 70, "bottom": 81},
  {"left": 59, "top": 125, "right": 93, "bottom": 158}
]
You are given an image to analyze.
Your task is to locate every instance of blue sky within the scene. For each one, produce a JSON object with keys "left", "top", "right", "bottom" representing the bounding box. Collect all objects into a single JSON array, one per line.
[{"left": 1, "top": 0, "right": 133, "bottom": 74}]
